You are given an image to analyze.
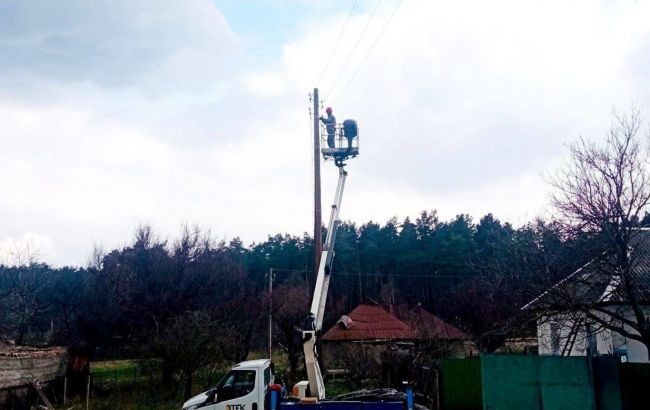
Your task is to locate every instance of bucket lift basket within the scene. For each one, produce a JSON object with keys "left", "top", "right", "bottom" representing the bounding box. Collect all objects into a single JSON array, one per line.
[{"left": 321, "top": 120, "right": 359, "bottom": 164}]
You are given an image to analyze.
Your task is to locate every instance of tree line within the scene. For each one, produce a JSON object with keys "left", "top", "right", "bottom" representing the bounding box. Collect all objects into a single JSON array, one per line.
[{"left": 2, "top": 213, "right": 648, "bottom": 380}]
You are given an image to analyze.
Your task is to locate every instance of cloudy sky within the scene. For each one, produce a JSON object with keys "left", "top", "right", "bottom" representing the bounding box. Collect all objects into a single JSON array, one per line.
[{"left": 0, "top": 0, "right": 649, "bottom": 266}]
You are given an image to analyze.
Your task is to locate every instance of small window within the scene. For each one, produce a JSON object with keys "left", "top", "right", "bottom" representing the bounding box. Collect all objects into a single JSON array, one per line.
[
  {"left": 216, "top": 370, "right": 256, "bottom": 403},
  {"left": 264, "top": 366, "right": 271, "bottom": 390}
]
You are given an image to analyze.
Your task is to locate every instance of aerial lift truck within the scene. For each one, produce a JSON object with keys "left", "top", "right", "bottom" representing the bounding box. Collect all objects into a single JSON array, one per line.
[{"left": 182, "top": 121, "right": 414, "bottom": 410}]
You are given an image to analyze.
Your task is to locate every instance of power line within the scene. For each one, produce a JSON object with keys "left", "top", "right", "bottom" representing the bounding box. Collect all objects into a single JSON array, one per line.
[
  {"left": 317, "top": 0, "right": 359, "bottom": 85},
  {"left": 333, "top": 271, "right": 474, "bottom": 279},
  {"left": 325, "top": 0, "right": 383, "bottom": 97},
  {"left": 267, "top": 268, "right": 312, "bottom": 274},
  {"left": 263, "top": 268, "right": 474, "bottom": 280},
  {"left": 332, "top": 0, "right": 402, "bottom": 105}
]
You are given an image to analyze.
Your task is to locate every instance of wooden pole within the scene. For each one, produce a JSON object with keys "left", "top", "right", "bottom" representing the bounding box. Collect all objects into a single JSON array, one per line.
[
  {"left": 63, "top": 376, "right": 67, "bottom": 406},
  {"left": 86, "top": 375, "right": 90, "bottom": 410},
  {"left": 268, "top": 268, "right": 273, "bottom": 359},
  {"left": 313, "top": 88, "right": 322, "bottom": 276}
]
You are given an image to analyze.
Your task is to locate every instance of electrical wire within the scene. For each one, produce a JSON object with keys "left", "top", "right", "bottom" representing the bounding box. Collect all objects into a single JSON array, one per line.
[
  {"left": 332, "top": 0, "right": 402, "bottom": 105},
  {"left": 317, "top": 0, "right": 359, "bottom": 85},
  {"left": 268, "top": 268, "right": 312, "bottom": 274},
  {"left": 325, "top": 0, "right": 383, "bottom": 97},
  {"left": 264, "top": 268, "right": 473, "bottom": 280},
  {"left": 334, "top": 271, "right": 474, "bottom": 279}
]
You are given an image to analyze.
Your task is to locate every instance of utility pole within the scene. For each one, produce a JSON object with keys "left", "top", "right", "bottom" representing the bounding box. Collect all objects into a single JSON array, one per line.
[
  {"left": 267, "top": 268, "right": 274, "bottom": 359},
  {"left": 313, "top": 88, "right": 323, "bottom": 277}
]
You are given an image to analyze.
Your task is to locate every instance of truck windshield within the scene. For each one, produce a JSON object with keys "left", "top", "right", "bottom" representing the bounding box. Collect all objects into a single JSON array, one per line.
[{"left": 215, "top": 369, "right": 256, "bottom": 399}]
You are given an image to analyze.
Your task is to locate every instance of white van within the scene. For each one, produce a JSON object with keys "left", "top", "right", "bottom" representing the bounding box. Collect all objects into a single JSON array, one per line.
[{"left": 182, "top": 359, "right": 274, "bottom": 410}]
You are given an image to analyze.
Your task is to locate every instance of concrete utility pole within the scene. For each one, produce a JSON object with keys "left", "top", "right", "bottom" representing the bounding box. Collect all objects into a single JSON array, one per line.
[
  {"left": 313, "top": 88, "right": 322, "bottom": 276},
  {"left": 267, "top": 269, "right": 274, "bottom": 359}
]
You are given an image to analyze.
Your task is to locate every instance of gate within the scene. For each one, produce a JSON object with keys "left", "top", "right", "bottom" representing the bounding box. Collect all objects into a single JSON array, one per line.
[
  {"left": 480, "top": 355, "right": 596, "bottom": 410},
  {"left": 440, "top": 358, "right": 481, "bottom": 410}
]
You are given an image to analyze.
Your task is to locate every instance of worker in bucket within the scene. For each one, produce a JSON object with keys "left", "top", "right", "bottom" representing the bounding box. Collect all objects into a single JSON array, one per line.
[{"left": 320, "top": 107, "right": 336, "bottom": 148}]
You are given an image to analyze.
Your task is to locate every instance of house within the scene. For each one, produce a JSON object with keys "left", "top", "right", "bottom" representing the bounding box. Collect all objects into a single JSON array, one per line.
[
  {"left": 320, "top": 300, "right": 416, "bottom": 380},
  {"left": 523, "top": 229, "right": 650, "bottom": 363},
  {"left": 321, "top": 300, "right": 417, "bottom": 343},
  {"left": 392, "top": 303, "right": 467, "bottom": 340},
  {"left": 320, "top": 300, "right": 469, "bottom": 374}
]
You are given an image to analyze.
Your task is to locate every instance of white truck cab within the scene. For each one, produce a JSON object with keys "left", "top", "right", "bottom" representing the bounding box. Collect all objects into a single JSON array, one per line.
[{"left": 183, "top": 359, "right": 274, "bottom": 410}]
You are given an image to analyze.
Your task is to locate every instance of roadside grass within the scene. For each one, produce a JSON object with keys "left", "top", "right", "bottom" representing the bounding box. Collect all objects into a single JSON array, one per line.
[
  {"left": 85, "top": 359, "right": 224, "bottom": 406},
  {"left": 325, "top": 379, "right": 355, "bottom": 397},
  {"left": 90, "top": 359, "right": 166, "bottom": 391},
  {"left": 91, "top": 360, "right": 136, "bottom": 372},
  {"left": 91, "top": 360, "right": 139, "bottom": 386}
]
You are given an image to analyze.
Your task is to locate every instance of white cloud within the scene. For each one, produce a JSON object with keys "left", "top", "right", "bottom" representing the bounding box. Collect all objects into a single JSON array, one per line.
[
  {"left": 0, "top": 0, "right": 240, "bottom": 93},
  {"left": 1, "top": 0, "right": 649, "bottom": 265}
]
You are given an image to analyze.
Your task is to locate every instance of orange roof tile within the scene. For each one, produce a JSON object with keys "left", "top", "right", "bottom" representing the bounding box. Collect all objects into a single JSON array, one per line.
[
  {"left": 322, "top": 302, "right": 416, "bottom": 341},
  {"left": 393, "top": 304, "right": 466, "bottom": 340}
]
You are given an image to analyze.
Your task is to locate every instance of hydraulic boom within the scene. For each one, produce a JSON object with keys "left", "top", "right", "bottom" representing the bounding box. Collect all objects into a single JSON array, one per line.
[{"left": 303, "top": 163, "right": 347, "bottom": 399}]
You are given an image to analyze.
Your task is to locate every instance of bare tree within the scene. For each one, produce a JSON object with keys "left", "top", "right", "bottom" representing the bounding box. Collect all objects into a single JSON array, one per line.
[
  {"left": 152, "top": 310, "right": 238, "bottom": 400},
  {"left": 0, "top": 264, "right": 53, "bottom": 344},
  {"left": 552, "top": 109, "right": 650, "bottom": 236},
  {"left": 546, "top": 109, "right": 650, "bottom": 355},
  {"left": 0, "top": 235, "right": 45, "bottom": 267},
  {"left": 270, "top": 283, "right": 310, "bottom": 385}
]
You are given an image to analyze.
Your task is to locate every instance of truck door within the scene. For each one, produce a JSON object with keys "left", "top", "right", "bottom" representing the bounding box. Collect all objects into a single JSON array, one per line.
[{"left": 204, "top": 369, "right": 259, "bottom": 410}]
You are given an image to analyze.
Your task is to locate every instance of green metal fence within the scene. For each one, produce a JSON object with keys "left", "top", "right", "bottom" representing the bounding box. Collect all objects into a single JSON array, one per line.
[
  {"left": 480, "top": 355, "right": 542, "bottom": 410},
  {"left": 441, "top": 357, "right": 482, "bottom": 410},
  {"left": 440, "top": 355, "right": 623, "bottom": 410},
  {"left": 480, "top": 355, "right": 596, "bottom": 410}
]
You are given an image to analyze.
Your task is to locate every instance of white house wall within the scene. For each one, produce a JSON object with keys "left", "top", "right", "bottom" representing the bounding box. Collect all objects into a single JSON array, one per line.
[
  {"left": 536, "top": 308, "right": 649, "bottom": 363},
  {"left": 537, "top": 315, "right": 589, "bottom": 357},
  {"left": 598, "top": 306, "right": 649, "bottom": 363}
]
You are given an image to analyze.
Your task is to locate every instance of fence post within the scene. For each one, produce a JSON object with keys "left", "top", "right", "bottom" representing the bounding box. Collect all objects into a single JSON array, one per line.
[
  {"left": 434, "top": 369, "right": 440, "bottom": 410},
  {"left": 86, "top": 374, "right": 91, "bottom": 410},
  {"left": 63, "top": 376, "right": 67, "bottom": 406}
]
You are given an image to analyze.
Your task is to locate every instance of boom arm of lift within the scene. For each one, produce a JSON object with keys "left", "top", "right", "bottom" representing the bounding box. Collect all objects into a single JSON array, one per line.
[{"left": 303, "top": 164, "right": 347, "bottom": 400}]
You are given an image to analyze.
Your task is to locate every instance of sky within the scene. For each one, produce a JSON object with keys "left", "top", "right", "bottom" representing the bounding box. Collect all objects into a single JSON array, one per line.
[{"left": 0, "top": 0, "right": 649, "bottom": 266}]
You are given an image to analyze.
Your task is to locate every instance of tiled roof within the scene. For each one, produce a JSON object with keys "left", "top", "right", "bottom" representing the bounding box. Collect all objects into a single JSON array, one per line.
[
  {"left": 393, "top": 304, "right": 467, "bottom": 340},
  {"left": 321, "top": 301, "right": 416, "bottom": 341},
  {"left": 523, "top": 229, "right": 650, "bottom": 310}
]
